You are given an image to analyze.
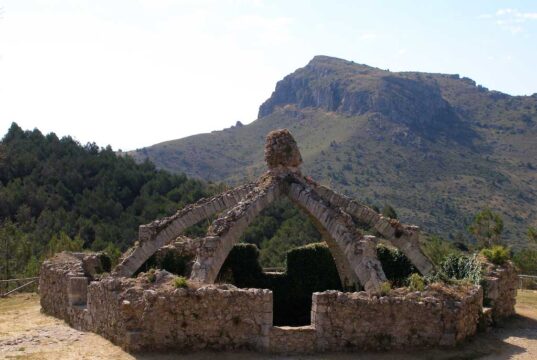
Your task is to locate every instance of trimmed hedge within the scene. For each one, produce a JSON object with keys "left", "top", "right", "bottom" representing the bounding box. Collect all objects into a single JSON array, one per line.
[
  {"left": 138, "top": 250, "right": 192, "bottom": 276},
  {"left": 218, "top": 243, "right": 265, "bottom": 287},
  {"left": 218, "top": 242, "right": 417, "bottom": 326},
  {"left": 217, "top": 243, "right": 342, "bottom": 325},
  {"left": 282, "top": 243, "right": 343, "bottom": 325},
  {"left": 144, "top": 241, "right": 418, "bottom": 326},
  {"left": 377, "top": 244, "right": 417, "bottom": 287}
]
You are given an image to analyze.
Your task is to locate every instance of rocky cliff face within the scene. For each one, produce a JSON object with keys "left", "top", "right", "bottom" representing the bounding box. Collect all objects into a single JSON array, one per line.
[{"left": 259, "top": 56, "right": 474, "bottom": 143}]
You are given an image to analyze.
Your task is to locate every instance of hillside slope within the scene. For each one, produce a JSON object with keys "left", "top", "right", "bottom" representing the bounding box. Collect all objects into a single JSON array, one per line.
[
  {"left": 129, "top": 56, "right": 537, "bottom": 247},
  {"left": 0, "top": 123, "right": 213, "bottom": 279}
]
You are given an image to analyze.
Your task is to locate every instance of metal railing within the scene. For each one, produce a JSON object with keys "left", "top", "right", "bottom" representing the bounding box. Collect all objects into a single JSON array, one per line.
[
  {"left": 0, "top": 277, "right": 39, "bottom": 297},
  {"left": 518, "top": 274, "right": 537, "bottom": 290}
]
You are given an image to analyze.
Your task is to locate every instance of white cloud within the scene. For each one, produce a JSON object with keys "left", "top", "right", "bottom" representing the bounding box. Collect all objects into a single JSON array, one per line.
[{"left": 482, "top": 8, "right": 537, "bottom": 34}]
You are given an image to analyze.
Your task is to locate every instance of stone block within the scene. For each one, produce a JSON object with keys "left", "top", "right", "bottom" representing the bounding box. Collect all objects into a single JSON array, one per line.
[{"left": 68, "top": 276, "right": 89, "bottom": 306}]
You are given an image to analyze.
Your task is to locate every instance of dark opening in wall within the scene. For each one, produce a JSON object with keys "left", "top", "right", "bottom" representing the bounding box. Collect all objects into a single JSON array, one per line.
[
  {"left": 217, "top": 242, "right": 342, "bottom": 326},
  {"left": 136, "top": 246, "right": 194, "bottom": 276}
]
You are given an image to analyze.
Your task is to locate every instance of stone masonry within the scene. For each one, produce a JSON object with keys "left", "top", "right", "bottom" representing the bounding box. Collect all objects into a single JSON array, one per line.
[
  {"left": 40, "top": 252, "right": 504, "bottom": 353},
  {"left": 115, "top": 129, "right": 435, "bottom": 292},
  {"left": 482, "top": 260, "right": 518, "bottom": 323},
  {"left": 39, "top": 129, "right": 519, "bottom": 354}
]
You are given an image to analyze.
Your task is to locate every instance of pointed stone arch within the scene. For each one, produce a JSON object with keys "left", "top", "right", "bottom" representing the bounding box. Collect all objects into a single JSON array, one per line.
[
  {"left": 190, "top": 177, "right": 283, "bottom": 283},
  {"left": 189, "top": 174, "right": 388, "bottom": 292},
  {"left": 113, "top": 128, "right": 434, "bottom": 293},
  {"left": 311, "top": 184, "right": 434, "bottom": 275},
  {"left": 113, "top": 183, "right": 256, "bottom": 277}
]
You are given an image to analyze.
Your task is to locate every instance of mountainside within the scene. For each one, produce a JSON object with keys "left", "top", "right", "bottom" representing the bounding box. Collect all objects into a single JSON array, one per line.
[
  {"left": 0, "top": 123, "right": 212, "bottom": 279},
  {"left": 129, "top": 56, "right": 537, "bottom": 247}
]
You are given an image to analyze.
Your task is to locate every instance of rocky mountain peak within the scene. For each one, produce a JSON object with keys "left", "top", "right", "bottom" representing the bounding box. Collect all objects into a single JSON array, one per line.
[{"left": 258, "top": 56, "right": 475, "bottom": 144}]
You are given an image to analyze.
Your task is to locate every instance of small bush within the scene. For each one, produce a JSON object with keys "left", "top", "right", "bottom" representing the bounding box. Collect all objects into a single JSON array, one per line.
[
  {"left": 173, "top": 276, "right": 188, "bottom": 288},
  {"left": 481, "top": 245, "right": 510, "bottom": 265},
  {"left": 407, "top": 273, "right": 425, "bottom": 291},
  {"left": 437, "top": 253, "right": 482, "bottom": 285},
  {"left": 377, "top": 245, "right": 416, "bottom": 287},
  {"left": 98, "top": 253, "right": 112, "bottom": 273},
  {"left": 147, "top": 268, "right": 156, "bottom": 283},
  {"left": 379, "top": 281, "right": 392, "bottom": 296}
]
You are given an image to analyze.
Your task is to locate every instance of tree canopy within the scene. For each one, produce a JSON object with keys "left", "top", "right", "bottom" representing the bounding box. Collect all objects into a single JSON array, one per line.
[{"left": 0, "top": 123, "right": 213, "bottom": 281}]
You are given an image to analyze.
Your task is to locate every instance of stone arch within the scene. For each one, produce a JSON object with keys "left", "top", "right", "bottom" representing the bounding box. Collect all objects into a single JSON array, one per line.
[
  {"left": 114, "top": 128, "right": 434, "bottom": 294},
  {"left": 190, "top": 176, "right": 387, "bottom": 293},
  {"left": 190, "top": 179, "right": 282, "bottom": 283},
  {"left": 113, "top": 183, "right": 256, "bottom": 277},
  {"left": 311, "top": 183, "right": 434, "bottom": 275},
  {"left": 286, "top": 181, "right": 386, "bottom": 292}
]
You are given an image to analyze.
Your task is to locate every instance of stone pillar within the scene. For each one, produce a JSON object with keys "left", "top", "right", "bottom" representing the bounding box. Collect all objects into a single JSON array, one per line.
[{"left": 190, "top": 181, "right": 281, "bottom": 284}]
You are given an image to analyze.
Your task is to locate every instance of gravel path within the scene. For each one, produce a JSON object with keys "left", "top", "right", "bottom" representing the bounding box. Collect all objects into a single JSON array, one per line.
[{"left": 1, "top": 291, "right": 536, "bottom": 359}]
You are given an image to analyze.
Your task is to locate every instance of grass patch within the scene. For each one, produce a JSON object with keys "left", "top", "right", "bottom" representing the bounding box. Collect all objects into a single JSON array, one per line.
[
  {"left": 481, "top": 245, "right": 510, "bottom": 265},
  {"left": 517, "top": 289, "right": 537, "bottom": 308},
  {"left": 407, "top": 273, "right": 425, "bottom": 291},
  {"left": 173, "top": 276, "right": 188, "bottom": 288}
]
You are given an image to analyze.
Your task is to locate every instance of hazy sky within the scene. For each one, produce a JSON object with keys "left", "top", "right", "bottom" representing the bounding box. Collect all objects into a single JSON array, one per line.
[{"left": 1, "top": 0, "right": 536, "bottom": 150}]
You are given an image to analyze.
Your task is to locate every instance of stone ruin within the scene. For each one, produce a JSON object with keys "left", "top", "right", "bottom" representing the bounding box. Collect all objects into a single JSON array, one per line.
[{"left": 39, "top": 129, "right": 518, "bottom": 354}]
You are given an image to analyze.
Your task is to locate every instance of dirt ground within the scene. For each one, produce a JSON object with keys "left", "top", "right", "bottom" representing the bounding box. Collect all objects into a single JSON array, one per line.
[{"left": 1, "top": 291, "right": 536, "bottom": 360}]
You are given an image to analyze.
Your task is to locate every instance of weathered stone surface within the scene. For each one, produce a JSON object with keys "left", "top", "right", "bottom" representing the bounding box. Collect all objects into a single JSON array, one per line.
[
  {"left": 39, "top": 252, "right": 108, "bottom": 321},
  {"left": 288, "top": 179, "right": 386, "bottom": 291},
  {"left": 264, "top": 129, "right": 302, "bottom": 170},
  {"left": 482, "top": 260, "right": 517, "bottom": 322},
  {"left": 40, "top": 255, "right": 488, "bottom": 353},
  {"left": 312, "top": 285, "right": 483, "bottom": 350},
  {"left": 113, "top": 183, "right": 256, "bottom": 277},
  {"left": 269, "top": 326, "right": 316, "bottom": 354},
  {"left": 39, "top": 129, "right": 519, "bottom": 354},
  {"left": 311, "top": 184, "right": 434, "bottom": 276},
  {"left": 190, "top": 177, "right": 282, "bottom": 284}
]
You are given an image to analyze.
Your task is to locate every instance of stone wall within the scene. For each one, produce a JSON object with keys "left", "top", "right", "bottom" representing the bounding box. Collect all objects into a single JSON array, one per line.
[
  {"left": 482, "top": 260, "right": 518, "bottom": 322},
  {"left": 39, "top": 252, "right": 106, "bottom": 322},
  {"left": 312, "top": 286, "right": 483, "bottom": 351},
  {"left": 87, "top": 276, "right": 273, "bottom": 352},
  {"left": 41, "top": 253, "right": 514, "bottom": 354},
  {"left": 269, "top": 326, "right": 316, "bottom": 354}
]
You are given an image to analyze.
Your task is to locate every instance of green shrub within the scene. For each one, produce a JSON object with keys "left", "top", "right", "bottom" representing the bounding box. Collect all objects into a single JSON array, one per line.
[
  {"left": 98, "top": 253, "right": 112, "bottom": 273},
  {"left": 407, "top": 273, "right": 425, "bottom": 291},
  {"left": 286, "top": 243, "right": 342, "bottom": 290},
  {"left": 173, "top": 276, "right": 188, "bottom": 288},
  {"left": 437, "top": 253, "right": 482, "bottom": 285},
  {"left": 217, "top": 242, "right": 342, "bottom": 326},
  {"left": 147, "top": 268, "right": 156, "bottom": 283},
  {"left": 217, "top": 243, "right": 264, "bottom": 287},
  {"left": 377, "top": 245, "right": 416, "bottom": 287},
  {"left": 379, "top": 281, "right": 392, "bottom": 296},
  {"left": 481, "top": 245, "right": 510, "bottom": 265}
]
